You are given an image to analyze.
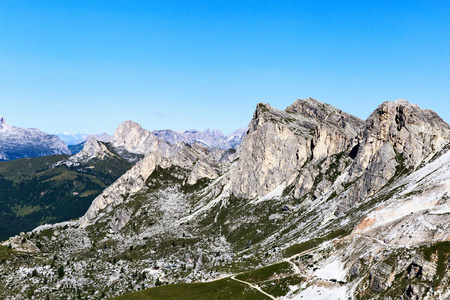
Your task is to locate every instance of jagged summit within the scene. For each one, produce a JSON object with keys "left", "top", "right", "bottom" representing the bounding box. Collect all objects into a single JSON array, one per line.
[
  {"left": 153, "top": 127, "right": 246, "bottom": 149},
  {"left": 330, "top": 99, "right": 450, "bottom": 214},
  {"left": 227, "top": 98, "right": 365, "bottom": 199},
  {"left": 112, "top": 120, "right": 162, "bottom": 155},
  {"left": 55, "top": 137, "right": 119, "bottom": 167},
  {"left": 286, "top": 97, "right": 364, "bottom": 130}
]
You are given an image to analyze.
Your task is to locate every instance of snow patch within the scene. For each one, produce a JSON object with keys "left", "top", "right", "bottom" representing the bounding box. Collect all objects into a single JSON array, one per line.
[
  {"left": 358, "top": 148, "right": 450, "bottom": 232},
  {"left": 288, "top": 284, "right": 347, "bottom": 300},
  {"left": 251, "top": 182, "right": 286, "bottom": 204},
  {"left": 314, "top": 260, "right": 347, "bottom": 282}
]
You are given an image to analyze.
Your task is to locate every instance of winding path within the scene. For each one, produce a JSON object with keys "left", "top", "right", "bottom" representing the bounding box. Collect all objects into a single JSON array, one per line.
[{"left": 230, "top": 276, "right": 278, "bottom": 300}]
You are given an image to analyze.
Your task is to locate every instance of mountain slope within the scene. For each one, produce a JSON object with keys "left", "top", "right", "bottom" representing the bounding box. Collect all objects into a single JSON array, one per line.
[
  {"left": 0, "top": 139, "right": 138, "bottom": 241},
  {"left": 1, "top": 98, "right": 449, "bottom": 300},
  {"left": 0, "top": 116, "right": 70, "bottom": 161}
]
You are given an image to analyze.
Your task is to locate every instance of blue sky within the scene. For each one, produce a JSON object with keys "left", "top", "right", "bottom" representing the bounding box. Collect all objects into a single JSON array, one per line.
[{"left": 0, "top": 0, "right": 449, "bottom": 135}]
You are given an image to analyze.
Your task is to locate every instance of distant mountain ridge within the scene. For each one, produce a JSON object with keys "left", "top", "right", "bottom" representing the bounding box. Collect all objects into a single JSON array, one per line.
[
  {"left": 57, "top": 132, "right": 113, "bottom": 146},
  {"left": 0, "top": 116, "right": 70, "bottom": 161},
  {"left": 153, "top": 127, "right": 246, "bottom": 149},
  {"left": 61, "top": 128, "right": 244, "bottom": 155}
]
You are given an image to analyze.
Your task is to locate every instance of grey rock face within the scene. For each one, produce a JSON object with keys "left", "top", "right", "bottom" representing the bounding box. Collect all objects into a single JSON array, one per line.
[
  {"left": 0, "top": 116, "right": 70, "bottom": 161},
  {"left": 2, "top": 98, "right": 450, "bottom": 299},
  {"left": 112, "top": 120, "right": 164, "bottom": 155},
  {"left": 369, "top": 262, "right": 394, "bottom": 292},
  {"left": 225, "top": 98, "right": 364, "bottom": 200},
  {"left": 79, "top": 98, "right": 450, "bottom": 232},
  {"left": 336, "top": 100, "right": 450, "bottom": 214}
]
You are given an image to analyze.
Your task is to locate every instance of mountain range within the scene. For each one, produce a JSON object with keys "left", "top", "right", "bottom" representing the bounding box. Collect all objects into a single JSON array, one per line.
[
  {"left": 0, "top": 116, "right": 70, "bottom": 161},
  {"left": 152, "top": 127, "right": 246, "bottom": 150},
  {"left": 57, "top": 133, "right": 113, "bottom": 146},
  {"left": 0, "top": 98, "right": 449, "bottom": 299}
]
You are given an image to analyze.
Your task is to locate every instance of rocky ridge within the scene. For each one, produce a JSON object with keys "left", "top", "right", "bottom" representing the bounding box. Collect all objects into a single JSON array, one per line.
[
  {"left": 0, "top": 116, "right": 70, "bottom": 161},
  {"left": 80, "top": 123, "right": 236, "bottom": 228},
  {"left": 56, "top": 138, "right": 115, "bottom": 167},
  {"left": 153, "top": 127, "right": 246, "bottom": 150}
]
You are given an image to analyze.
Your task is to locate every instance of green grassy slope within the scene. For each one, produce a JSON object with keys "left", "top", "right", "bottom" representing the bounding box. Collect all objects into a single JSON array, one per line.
[
  {"left": 0, "top": 147, "right": 134, "bottom": 241},
  {"left": 111, "top": 278, "right": 271, "bottom": 300}
]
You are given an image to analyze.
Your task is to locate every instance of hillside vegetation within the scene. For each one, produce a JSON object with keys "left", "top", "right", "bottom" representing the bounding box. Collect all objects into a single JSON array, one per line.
[{"left": 0, "top": 146, "right": 133, "bottom": 241}]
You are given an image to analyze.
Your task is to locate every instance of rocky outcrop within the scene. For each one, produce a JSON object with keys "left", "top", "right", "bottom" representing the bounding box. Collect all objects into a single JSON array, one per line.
[
  {"left": 369, "top": 262, "right": 395, "bottom": 292},
  {"left": 55, "top": 138, "right": 116, "bottom": 167},
  {"left": 335, "top": 100, "right": 450, "bottom": 214},
  {"left": 112, "top": 120, "right": 164, "bottom": 155},
  {"left": 79, "top": 137, "right": 225, "bottom": 227},
  {"left": 80, "top": 99, "right": 450, "bottom": 229},
  {"left": 225, "top": 98, "right": 364, "bottom": 200},
  {"left": 0, "top": 116, "right": 70, "bottom": 161}
]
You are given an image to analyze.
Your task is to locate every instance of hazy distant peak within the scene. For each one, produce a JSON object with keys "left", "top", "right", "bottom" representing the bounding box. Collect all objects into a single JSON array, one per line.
[{"left": 0, "top": 116, "right": 70, "bottom": 161}]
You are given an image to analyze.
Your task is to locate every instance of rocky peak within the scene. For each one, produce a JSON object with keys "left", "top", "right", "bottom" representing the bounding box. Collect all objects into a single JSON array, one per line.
[
  {"left": 79, "top": 139, "right": 224, "bottom": 227},
  {"left": 285, "top": 97, "right": 328, "bottom": 119},
  {"left": 247, "top": 103, "right": 278, "bottom": 133},
  {"left": 86, "top": 132, "right": 112, "bottom": 143},
  {"left": 54, "top": 138, "right": 115, "bottom": 167},
  {"left": 355, "top": 99, "right": 450, "bottom": 171},
  {"left": 335, "top": 100, "right": 450, "bottom": 214},
  {"left": 0, "top": 116, "right": 12, "bottom": 131},
  {"left": 225, "top": 99, "right": 365, "bottom": 199},
  {"left": 112, "top": 120, "right": 161, "bottom": 154},
  {"left": 78, "top": 138, "right": 111, "bottom": 159},
  {"left": 286, "top": 98, "right": 365, "bottom": 133},
  {"left": 153, "top": 127, "right": 245, "bottom": 150},
  {"left": 200, "top": 128, "right": 224, "bottom": 138}
]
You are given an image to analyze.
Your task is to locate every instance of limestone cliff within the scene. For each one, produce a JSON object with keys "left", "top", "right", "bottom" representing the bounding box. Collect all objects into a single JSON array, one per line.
[
  {"left": 225, "top": 98, "right": 365, "bottom": 200},
  {"left": 112, "top": 120, "right": 164, "bottom": 155},
  {"left": 335, "top": 99, "right": 450, "bottom": 214}
]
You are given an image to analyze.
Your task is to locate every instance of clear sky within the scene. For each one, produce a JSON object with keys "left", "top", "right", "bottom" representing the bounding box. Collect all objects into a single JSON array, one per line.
[{"left": 1, "top": 0, "right": 449, "bottom": 135}]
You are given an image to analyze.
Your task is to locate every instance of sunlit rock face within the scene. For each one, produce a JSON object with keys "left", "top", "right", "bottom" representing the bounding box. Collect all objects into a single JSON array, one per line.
[{"left": 0, "top": 116, "right": 70, "bottom": 161}]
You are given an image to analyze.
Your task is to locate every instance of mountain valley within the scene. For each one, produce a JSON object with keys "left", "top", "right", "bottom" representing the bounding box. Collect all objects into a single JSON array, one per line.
[{"left": 0, "top": 98, "right": 449, "bottom": 299}]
